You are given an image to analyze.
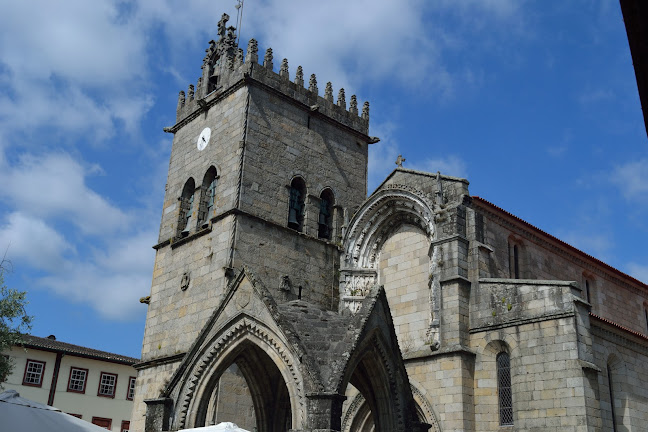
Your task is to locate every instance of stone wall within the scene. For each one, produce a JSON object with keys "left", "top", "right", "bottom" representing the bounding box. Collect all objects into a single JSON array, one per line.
[{"left": 379, "top": 224, "right": 431, "bottom": 352}]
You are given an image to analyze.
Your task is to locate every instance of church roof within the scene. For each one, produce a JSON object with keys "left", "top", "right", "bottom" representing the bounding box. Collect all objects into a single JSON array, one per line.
[{"left": 472, "top": 196, "right": 648, "bottom": 290}]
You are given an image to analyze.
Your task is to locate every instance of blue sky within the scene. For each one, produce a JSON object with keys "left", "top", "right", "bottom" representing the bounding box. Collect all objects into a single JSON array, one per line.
[{"left": 0, "top": 1, "right": 646, "bottom": 359}]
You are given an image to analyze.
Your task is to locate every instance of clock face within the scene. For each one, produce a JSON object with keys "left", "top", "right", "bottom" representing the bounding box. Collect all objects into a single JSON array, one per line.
[{"left": 197, "top": 127, "right": 211, "bottom": 151}]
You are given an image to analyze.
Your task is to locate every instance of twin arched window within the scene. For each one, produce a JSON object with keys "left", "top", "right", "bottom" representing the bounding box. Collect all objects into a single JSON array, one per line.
[
  {"left": 287, "top": 177, "right": 335, "bottom": 239},
  {"left": 178, "top": 166, "right": 218, "bottom": 237}
]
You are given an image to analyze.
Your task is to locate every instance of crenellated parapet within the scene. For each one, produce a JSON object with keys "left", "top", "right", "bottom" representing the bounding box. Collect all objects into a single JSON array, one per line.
[{"left": 173, "top": 13, "right": 370, "bottom": 135}]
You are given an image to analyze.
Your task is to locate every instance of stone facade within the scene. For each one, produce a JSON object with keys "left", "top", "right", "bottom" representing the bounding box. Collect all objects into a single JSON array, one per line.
[{"left": 133, "top": 14, "right": 648, "bottom": 432}]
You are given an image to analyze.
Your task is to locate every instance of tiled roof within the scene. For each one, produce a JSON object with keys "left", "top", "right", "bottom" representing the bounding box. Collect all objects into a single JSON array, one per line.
[
  {"left": 590, "top": 313, "right": 648, "bottom": 342},
  {"left": 20, "top": 335, "right": 139, "bottom": 365},
  {"left": 471, "top": 196, "right": 648, "bottom": 291}
]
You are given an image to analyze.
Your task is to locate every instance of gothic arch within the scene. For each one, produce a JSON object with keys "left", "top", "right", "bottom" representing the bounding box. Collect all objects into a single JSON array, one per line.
[
  {"left": 172, "top": 314, "right": 306, "bottom": 431},
  {"left": 337, "top": 329, "right": 417, "bottom": 432},
  {"left": 340, "top": 187, "right": 440, "bottom": 347},
  {"left": 342, "top": 188, "right": 436, "bottom": 270}
]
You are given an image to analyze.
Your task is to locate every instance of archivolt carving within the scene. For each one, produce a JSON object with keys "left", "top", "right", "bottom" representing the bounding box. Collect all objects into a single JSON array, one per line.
[
  {"left": 341, "top": 187, "right": 441, "bottom": 352},
  {"left": 174, "top": 315, "right": 305, "bottom": 429},
  {"left": 344, "top": 189, "right": 435, "bottom": 269},
  {"left": 341, "top": 384, "right": 441, "bottom": 432}
]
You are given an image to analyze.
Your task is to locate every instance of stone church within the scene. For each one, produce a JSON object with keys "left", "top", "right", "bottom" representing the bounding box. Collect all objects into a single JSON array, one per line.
[{"left": 132, "top": 15, "right": 648, "bottom": 432}]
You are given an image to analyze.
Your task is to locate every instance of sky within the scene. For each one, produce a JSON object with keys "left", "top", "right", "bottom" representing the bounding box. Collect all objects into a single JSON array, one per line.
[{"left": 0, "top": 0, "right": 646, "bottom": 359}]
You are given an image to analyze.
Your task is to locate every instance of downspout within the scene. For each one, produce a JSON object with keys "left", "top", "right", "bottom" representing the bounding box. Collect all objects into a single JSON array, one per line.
[{"left": 47, "top": 352, "right": 63, "bottom": 406}]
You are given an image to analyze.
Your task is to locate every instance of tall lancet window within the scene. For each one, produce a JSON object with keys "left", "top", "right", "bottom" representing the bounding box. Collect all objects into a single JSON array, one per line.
[
  {"left": 198, "top": 167, "right": 218, "bottom": 228},
  {"left": 179, "top": 178, "right": 196, "bottom": 237},
  {"left": 497, "top": 352, "right": 513, "bottom": 426},
  {"left": 288, "top": 177, "right": 306, "bottom": 232},
  {"left": 318, "top": 189, "right": 334, "bottom": 240}
]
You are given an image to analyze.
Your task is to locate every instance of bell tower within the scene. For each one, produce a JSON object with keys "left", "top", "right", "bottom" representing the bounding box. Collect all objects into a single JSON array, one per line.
[{"left": 135, "top": 14, "right": 377, "bottom": 429}]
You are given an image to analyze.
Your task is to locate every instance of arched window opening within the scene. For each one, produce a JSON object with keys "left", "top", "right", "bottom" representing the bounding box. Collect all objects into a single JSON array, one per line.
[
  {"left": 607, "top": 365, "right": 618, "bottom": 431},
  {"left": 508, "top": 239, "right": 523, "bottom": 279},
  {"left": 288, "top": 177, "right": 306, "bottom": 232},
  {"left": 585, "top": 279, "right": 592, "bottom": 303},
  {"left": 179, "top": 178, "right": 196, "bottom": 237},
  {"left": 198, "top": 167, "right": 218, "bottom": 229},
  {"left": 196, "top": 343, "right": 292, "bottom": 432},
  {"left": 318, "top": 189, "right": 334, "bottom": 240},
  {"left": 497, "top": 352, "right": 513, "bottom": 426},
  {"left": 644, "top": 304, "right": 648, "bottom": 335}
]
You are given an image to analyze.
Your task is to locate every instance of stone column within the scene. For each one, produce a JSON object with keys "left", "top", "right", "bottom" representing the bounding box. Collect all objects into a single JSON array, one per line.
[
  {"left": 144, "top": 398, "right": 173, "bottom": 432},
  {"left": 306, "top": 392, "right": 346, "bottom": 431}
]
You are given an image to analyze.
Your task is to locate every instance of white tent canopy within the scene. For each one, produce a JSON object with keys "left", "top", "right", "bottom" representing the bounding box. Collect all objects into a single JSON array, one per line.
[
  {"left": 178, "top": 422, "right": 251, "bottom": 432},
  {"left": 0, "top": 389, "right": 109, "bottom": 432}
]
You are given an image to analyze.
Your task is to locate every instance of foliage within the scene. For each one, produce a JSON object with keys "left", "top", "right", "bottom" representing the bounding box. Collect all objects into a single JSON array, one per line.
[{"left": 0, "top": 261, "right": 32, "bottom": 386}]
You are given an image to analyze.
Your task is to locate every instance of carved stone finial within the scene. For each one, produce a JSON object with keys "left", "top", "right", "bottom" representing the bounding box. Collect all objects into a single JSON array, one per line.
[
  {"left": 217, "top": 13, "right": 230, "bottom": 41},
  {"left": 280, "top": 58, "right": 289, "bottom": 79},
  {"left": 177, "top": 91, "right": 185, "bottom": 112},
  {"left": 349, "top": 95, "right": 358, "bottom": 115},
  {"left": 395, "top": 154, "right": 406, "bottom": 168},
  {"left": 337, "top": 88, "right": 346, "bottom": 109},
  {"left": 236, "top": 48, "right": 244, "bottom": 66},
  {"left": 361, "top": 101, "right": 370, "bottom": 120},
  {"left": 188, "top": 84, "right": 195, "bottom": 101},
  {"left": 309, "top": 74, "right": 318, "bottom": 94},
  {"left": 225, "top": 54, "right": 235, "bottom": 71},
  {"left": 246, "top": 39, "right": 258, "bottom": 63},
  {"left": 264, "top": 48, "right": 274, "bottom": 70},
  {"left": 295, "top": 66, "right": 304, "bottom": 87},
  {"left": 324, "top": 82, "right": 333, "bottom": 102}
]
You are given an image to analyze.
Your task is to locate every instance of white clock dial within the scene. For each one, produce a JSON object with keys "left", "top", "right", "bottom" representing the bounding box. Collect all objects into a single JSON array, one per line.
[{"left": 197, "top": 127, "right": 211, "bottom": 151}]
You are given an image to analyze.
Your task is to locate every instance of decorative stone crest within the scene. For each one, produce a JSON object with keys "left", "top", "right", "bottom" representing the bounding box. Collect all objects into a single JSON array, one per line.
[
  {"left": 308, "top": 74, "right": 318, "bottom": 94},
  {"left": 295, "top": 66, "right": 304, "bottom": 87},
  {"left": 263, "top": 48, "right": 274, "bottom": 70},
  {"left": 337, "top": 88, "right": 346, "bottom": 108},
  {"left": 246, "top": 38, "right": 258, "bottom": 63},
  {"left": 279, "top": 59, "right": 289, "bottom": 79},
  {"left": 361, "top": 101, "right": 370, "bottom": 121},
  {"left": 324, "top": 82, "right": 333, "bottom": 102},
  {"left": 349, "top": 95, "right": 358, "bottom": 116}
]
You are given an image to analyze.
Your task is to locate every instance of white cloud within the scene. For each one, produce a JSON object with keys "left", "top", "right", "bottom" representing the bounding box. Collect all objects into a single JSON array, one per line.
[
  {"left": 0, "top": 212, "right": 73, "bottom": 272},
  {"left": 0, "top": 0, "right": 151, "bottom": 140},
  {"left": 0, "top": 152, "right": 131, "bottom": 236},
  {"left": 611, "top": 158, "right": 648, "bottom": 202},
  {"left": 36, "top": 229, "right": 157, "bottom": 321},
  {"left": 411, "top": 155, "right": 468, "bottom": 179}
]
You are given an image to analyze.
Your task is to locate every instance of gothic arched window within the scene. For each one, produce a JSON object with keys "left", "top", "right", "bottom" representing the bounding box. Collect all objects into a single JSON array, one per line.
[
  {"left": 198, "top": 167, "right": 218, "bottom": 229},
  {"left": 178, "top": 178, "right": 196, "bottom": 237},
  {"left": 497, "top": 352, "right": 513, "bottom": 426},
  {"left": 318, "top": 188, "right": 334, "bottom": 240},
  {"left": 288, "top": 177, "right": 306, "bottom": 232}
]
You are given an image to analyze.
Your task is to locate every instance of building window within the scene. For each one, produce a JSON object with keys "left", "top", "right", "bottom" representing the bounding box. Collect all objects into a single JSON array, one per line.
[
  {"left": 198, "top": 167, "right": 218, "bottom": 229},
  {"left": 318, "top": 188, "right": 334, "bottom": 240},
  {"left": 288, "top": 177, "right": 306, "bottom": 232},
  {"left": 508, "top": 239, "right": 523, "bottom": 279},
  {"left": 92, "top": 417, "right": 112, "bottom": 430},
  {"left": 127, "top": 376, "right": 136, "bottom": 400},
  {"left": 97, "top": 372, "right": 118, "bottom": 398},
  {"left": 22, "top": 359, "right": 45, "bottom": 387},
  {"left": 497, "top": 352, "right": 513, "bottom": 426},
  {"left": 607, "top": 365, "right": 618, "bottom": 431},
  {"left": 67, "top": 367, "right": 88, "bottom": 393},
  {"left": 585, "top": 279, "right": 591, "bottom": 303},
  {"left": 178, "top": 178, "right": 196, "bottom": 237},
  {"left": 121, "top": 420, "right": 131, "bottom": 432}
]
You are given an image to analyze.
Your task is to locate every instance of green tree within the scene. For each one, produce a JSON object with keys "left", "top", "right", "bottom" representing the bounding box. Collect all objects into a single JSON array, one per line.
[{"left": 0, "top": 260, "right": 32, "bottom": 386}]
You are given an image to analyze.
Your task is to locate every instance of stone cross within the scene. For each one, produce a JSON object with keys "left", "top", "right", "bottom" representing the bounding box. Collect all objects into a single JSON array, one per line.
[{"left": 395, "top": 154, "right": 406, "bottom": 168}]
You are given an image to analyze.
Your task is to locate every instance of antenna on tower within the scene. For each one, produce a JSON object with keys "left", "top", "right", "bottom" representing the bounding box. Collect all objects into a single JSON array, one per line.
[{"left": 235, "top": 0, "right": 245, "bottom": 47}]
